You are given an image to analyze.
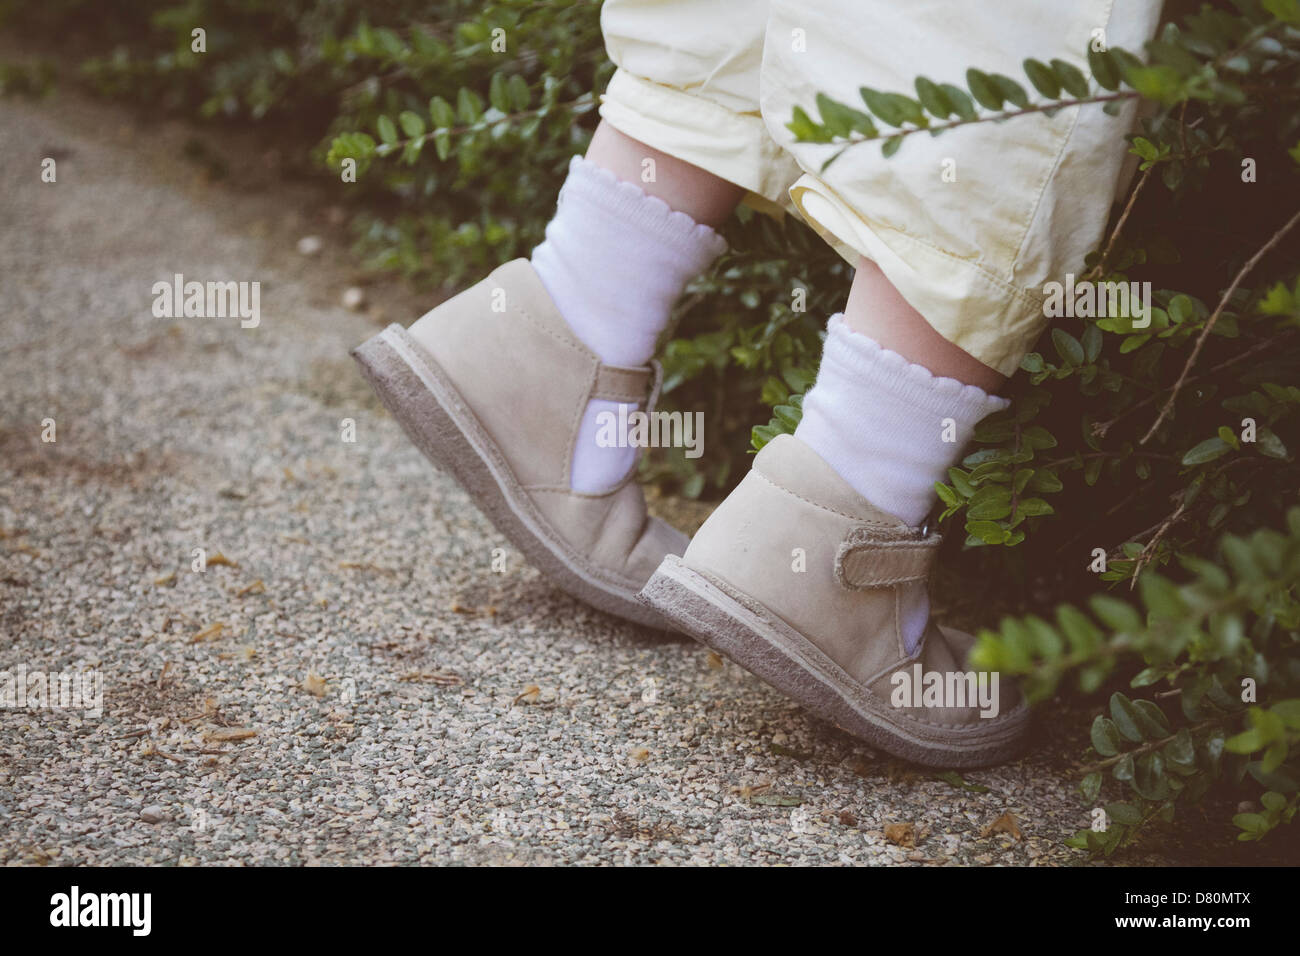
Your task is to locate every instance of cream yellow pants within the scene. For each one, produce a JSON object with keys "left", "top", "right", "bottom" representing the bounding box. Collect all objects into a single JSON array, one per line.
[{"left": 599, "top": 0, "right": 1163, "bottom": 375}]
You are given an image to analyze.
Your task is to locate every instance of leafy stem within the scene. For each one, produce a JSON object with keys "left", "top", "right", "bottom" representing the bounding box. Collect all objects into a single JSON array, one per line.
[{"left": 1079, "top": 714, "right": 1235, "bottom": 775}]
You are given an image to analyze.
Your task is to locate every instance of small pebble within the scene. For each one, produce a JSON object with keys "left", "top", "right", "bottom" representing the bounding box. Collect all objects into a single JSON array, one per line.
[{"left": 342, "top": 286, "right": 366, "bottom": 311}]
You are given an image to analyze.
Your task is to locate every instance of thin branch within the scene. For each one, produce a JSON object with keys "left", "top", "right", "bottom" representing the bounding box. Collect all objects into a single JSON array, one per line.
[
  {"left": 1088, "top": 164, "right": 1155, "bottom": 281},
  {"left": 818, "top": 91, "right": 1139, "bottom": 167},
  {"left": 1130, "top": 497, "right": 1188, "bottom": 588},
  {"left": 1042, "top": 451, "right": 1175, "bottom": 469},
  {"left": 1092, "top": 331, "right": 1297, "bottom": 439},
  {"left": 1140, "top": 207, "right": 1300, "bottom": 444},
  {"left": 372, "top": 96, "right": 594, "bottom": 157}
]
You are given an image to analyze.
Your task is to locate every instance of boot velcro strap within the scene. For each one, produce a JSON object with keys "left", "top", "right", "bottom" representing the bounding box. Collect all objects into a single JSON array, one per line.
[
  {"left": 835, "top": 527, "right": 942, "bottom": 589},
  {"left": 591, "top": 364, "right": 652, "bottom": 404}
]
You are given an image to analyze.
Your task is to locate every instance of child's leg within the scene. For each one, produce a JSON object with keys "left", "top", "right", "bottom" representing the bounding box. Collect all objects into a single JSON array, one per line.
[
  {"left": 640, "top": 0, "right": 1163, "bottom": 764},
  {"left": 354, "top": 0, "right": 793, "bottom": 626},
  {"left": 843, "top": 259, "right": 1005, "bottom": 394},
  {"left": 530, "top": 125, "right": 734, "bottom": 492},
  {"left": 781, "top": 0, "right": 1159, "bottom": 654},
  {"left": 584, "top": 122, "right": 745, "bottom": 228}
]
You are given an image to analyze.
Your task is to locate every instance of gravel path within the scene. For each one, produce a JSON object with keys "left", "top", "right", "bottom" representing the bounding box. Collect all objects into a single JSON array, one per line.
[{"left": 0, "top": 89, "right": 1217, "bottom": 867}]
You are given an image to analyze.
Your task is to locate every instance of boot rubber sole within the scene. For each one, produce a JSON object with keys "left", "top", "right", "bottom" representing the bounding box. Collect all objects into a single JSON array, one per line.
[
  {"left": 353, "top": 323, "right": 672, "bottom": 629},
  {"left": 640, "top": 554, "right": 1031, "bottom": 768}
]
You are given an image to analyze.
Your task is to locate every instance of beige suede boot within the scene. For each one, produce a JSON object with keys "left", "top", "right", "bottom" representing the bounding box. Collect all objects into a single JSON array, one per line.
[
  {"left": 352, "top": 259, "right": 686, "bottom": 628},
  {"left": 640, "top": 434, "right": 1030, "bottom": 766}
]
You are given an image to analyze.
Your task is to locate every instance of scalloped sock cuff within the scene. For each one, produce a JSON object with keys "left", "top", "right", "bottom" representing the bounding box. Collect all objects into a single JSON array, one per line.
[
  {"left": 795, "top": 314, "right": 1011, "bottom": 528},
  {"left": 532, "top": 156, "right": 726, "bottom": 491},
  {"left": 533, "top": 156, "right": 726, "bottom": 367}
]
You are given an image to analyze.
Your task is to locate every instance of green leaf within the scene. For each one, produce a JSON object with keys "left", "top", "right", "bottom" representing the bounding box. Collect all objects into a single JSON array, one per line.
[
  {"left": 1264, "top": 0, "right": 1300, "bottom": 24},
  {"left": 965, "top": 69, "right": 1002, "bottom": 110},
  {"left": 1022, "top": 426, "right": 1057, "bottom": 450},
  {"left": 1133, "top": 699, "right": 1171, "bottom": 737},
  {"left": 488, "top": 72, "right": 510, "bottom": 112},
  {"left": 398, "top": 110, "right": 425, "bottom": 138},
  {"left": 507, "top": 74, "right": 531, "bottom": 111},
  {"left": 1262, "top": 740, "right": 1288, "bottom": 774},
  {"left": 1091, "top": 715, "right": 1121, "bottom": 756},
  {"left": 1181, "top": 437, "right": 1230, "bottom": 465},
  {"left": 816, "top": 92, "right": 876, "bottom": 138},
  {"left": 429, "top": 95, "right": 455, "bottom": 129},
  {"left": 1023, "top": 58, "right": 1061, "bottom": 99},
  {"left": 1112, "top": 752, "right": 1136, "bottom": 782},
  {"left": 1273, "top": 700, "right": 1300, "bottom": 730},
  {"left": 376, "top": 114, "right": 398, "bottom": 145},
  {"left": 966, "top": 519, "right": 1008, "bottom": 544},
  {"left": 1128, "top": 64, "right": 1186, "bottom": 104},
  {"left": 1106, "top": 802, "right": 1143, "bottom": 825},
  {"left": 433, "top": 129, "right": 451, "bottom": 161},
  {"left": 1088, "top": 47, "right": 1120, "bottom": 91},
  {"left": 1081, "top": 771, "right": 1103, "bottom": 802},
  {"left": 938, "top": 83, "right": 977, "bottom": 121},
  {"left": 967, "top": 488, "right": 1013, "bottom": 521},
  {"left": 1259, "top": 280, "right": 1298, "bottom": 316},
  {"left": 1052, "top": 328, "right": 1085, "bottom": 365},
  {"left": 399, "top": 139, "right": 423, "bottom": 164},
  {"left": 1050, "top": 58, "right": 1091, "bottom": 98},
  {"left": 859, "top": 87, "right": 926, "bottom": 127},
  {"left": 772, "top": 403, "right": 801, "bottom": 431},
  {"left": 456, "top": 87, "right": 482, "bottom": 124},
  {"left": 1226, "top": 726, "right": 1264, "bottom": 754},
  {"left": 1134, "top": 752, "right": 1170, "bottom": 799},
  {"left": 1164, "top": 729, "right": 1196, "bottom": 766},
  {"left": 1110, "top": 693, "right": 1145, "bottom": 742},
  {"left": 751, "top": 424, "right": 781, "bottom": 451},
  {"left": 1090, "top": 594, "right": 1140, "bottom": 632},
  {"left": 787, "top": 105, "right": 833, "bottom": 143},
  {"left": 991, "top": 73, "right": 1030, "bottom": 108},
  {"left": 948, "top": 468, "right": 976, "bottom": 497},
  {"left": 914, "top": 76, "right": 954, "bottom": 118},
  {"left": 1140, "top": 573, "right": 1185, "bottom": 617},
  {"left": 1257, "top": 427, "right": 1288, "bottom": 459},
  {"left": 1082, "top": 323, "right": 1102, "bottom": 362},
  {"left": 1026, "top": 470, "right": 1063, "bottom": 493},
  {"left": 1014, "top": 497, "right": 1054, "bottom": 518},
  {"left": 1167, "top": 293, "right": 1197, "bottom": 324},
  {"left": 1131, "top": 136, "right": 1159, "bottom": 161}
]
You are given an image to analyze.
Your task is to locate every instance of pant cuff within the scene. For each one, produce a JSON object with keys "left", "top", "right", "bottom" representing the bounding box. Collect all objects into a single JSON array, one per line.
[
  {"left": 789, "top": 175, "right": 1047, "bottom": 376},
  {"left": 599, "top": 69, "right": 799, "bottom": 213}
]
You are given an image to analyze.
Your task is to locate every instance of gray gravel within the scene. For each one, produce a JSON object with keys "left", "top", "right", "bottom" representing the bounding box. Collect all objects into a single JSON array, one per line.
[{"left": 0, "top": 87, "right": 1212, "bottom": 867}]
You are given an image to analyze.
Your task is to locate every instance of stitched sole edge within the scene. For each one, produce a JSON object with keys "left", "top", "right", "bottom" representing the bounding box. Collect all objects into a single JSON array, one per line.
[
  {"left": 352, "top": 324, "right": 672, "bottom": 630},
  {"left": 640, "top": 555, "right": 1031, "bottom": 768}
]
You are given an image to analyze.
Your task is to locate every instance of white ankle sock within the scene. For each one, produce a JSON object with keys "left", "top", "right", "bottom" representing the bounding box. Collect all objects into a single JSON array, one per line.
[
  {"left": 532, "top": 156, "right": 726, "bottom": 492},
  {"left": 795, "top": 314, "right": 1009, "bottom": 654}
]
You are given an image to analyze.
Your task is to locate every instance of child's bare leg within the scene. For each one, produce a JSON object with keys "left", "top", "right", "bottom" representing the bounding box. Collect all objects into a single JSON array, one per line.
[
  {"left": 532, "top": 120, "right": 738, "bottom": 492},
  {"left": 844, "top": 257, "right": 1005, "bottom": 394},
  {"left": 585, "top": 122, "right": 745, "bottom": 228}
]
